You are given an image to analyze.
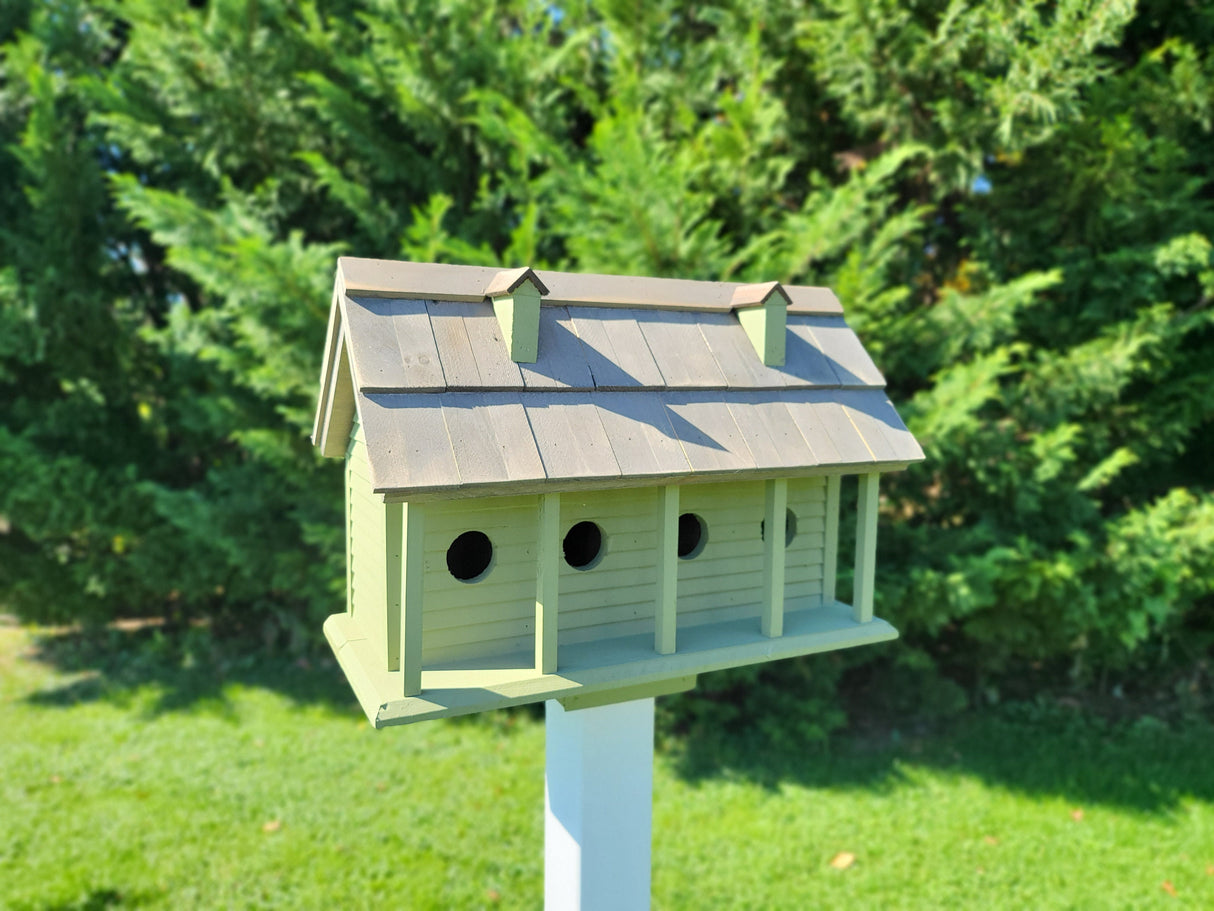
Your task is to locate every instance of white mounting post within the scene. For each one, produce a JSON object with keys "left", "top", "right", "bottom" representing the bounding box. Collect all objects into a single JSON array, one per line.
[{"left": 545, "top": 698, "right": 655, "bottom": 911}]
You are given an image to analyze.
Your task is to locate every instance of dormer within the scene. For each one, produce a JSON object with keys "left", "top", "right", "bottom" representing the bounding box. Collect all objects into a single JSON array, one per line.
[
  {"left": 731, "top": 281, "right": 791, "bottom": 366},
  {"left": 485, "top": 266, "right": 549, "bottom": 363}
]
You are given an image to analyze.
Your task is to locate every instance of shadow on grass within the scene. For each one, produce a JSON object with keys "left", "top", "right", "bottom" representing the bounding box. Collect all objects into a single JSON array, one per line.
[
  {"left": 666, "top": 698, "right": 1214, "bottom": 817},
  {"left": 22, "top": 623, "right": 363, "bottom": 722},
  {"left": 22, "top": 623, "right": 1214, "bottom": 817},
  {"left": 20, "top": 621, "right": 544, "bottom": 734},
  {"left": 7, "top": 885, "right": 156, "bottom": 911}
]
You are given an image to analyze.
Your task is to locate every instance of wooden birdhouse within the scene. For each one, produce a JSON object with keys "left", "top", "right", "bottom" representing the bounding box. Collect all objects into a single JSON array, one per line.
[{"left": 312, "top": 258, "right": 923, "bottom": 727}]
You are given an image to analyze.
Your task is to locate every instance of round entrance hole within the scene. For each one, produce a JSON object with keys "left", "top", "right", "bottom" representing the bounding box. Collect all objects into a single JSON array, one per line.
[
  {"left": 677, "top": 513, "right": 707, "bottom": 559},
  {"left": 563, "top": 521, "right": 604, "bottom": 570},
  {"left": 446, "top": 530, "right": 493, "bottom": 582},
  {"left": 760, "top": 509, "right": 798, "bottom": 547}
]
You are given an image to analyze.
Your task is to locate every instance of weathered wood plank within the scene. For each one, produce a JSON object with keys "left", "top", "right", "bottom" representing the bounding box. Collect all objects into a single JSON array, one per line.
[
  {"left": 853, "top": 472, "right": 879, "bottom": 623},
  {"left": 537, "top": 491, "right": 560, "bottom": 674},
  {"left": 340, "top": 296, "right": 411, "bottom": 390},
  {"left": 441, "top": 396, "right": 508, "bottom": 486},
  {"left": 697, "top": 312, "right": 790, "bottom": 388},
  {"left": 594, "top": 392, "right": 690, "bottom": 478},
  {"left": 662, "top": 394, "right": 755, "bottom": 473},
  {"left": 786, "top": 395, "right": 872, "bottom": 464},
  {"left": 839, "top": 392, "right": 901, "bottom": 463},
  {"left": 380, "top": 298, "right": 446, "bottom": 389},
  {"left": 360, "top": 394, "right": 459, "bottom": 491},
  {"left": 800, "top": 316, "right": 886, "bottom": 387},
  {"left": 727, "top": 394, "right": 818, "bottom": 469},
  {"left": 783, "top": 317, "right": 848, "bottom": 387},
  {"left": 569, "top": 308, "right": 666, "bottom": 388},
  {"left": 461, "top": 302, "right": 526, "bottom": 385},
  {"left": 761, "top": 479, "right": 788, "bottom": 638},
  {"left": 656, "top": 485, "right": 679, "bottom": 655},
  {"left": 523, "top": 396, "right": 621, "bottom": 482},
  {"left": 520, "top": 306, "right": 595, "bottom": 389},
  {"left": 637, "top": 311, "right": 728, "bottom": 387},
  {"left": 476, "top": 393, "right": 548, "bottom": 483},
  {"left": 425, "top": 300, "right": 482, "bottom": 388},
  {"left": 840, "top": 390, "right": 925, "bottom": 464}
]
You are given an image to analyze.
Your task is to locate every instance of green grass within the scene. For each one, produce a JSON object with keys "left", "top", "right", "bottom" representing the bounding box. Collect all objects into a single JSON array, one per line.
[{"left": 2, "top": 622, "right": 1212, "bottom": 909}]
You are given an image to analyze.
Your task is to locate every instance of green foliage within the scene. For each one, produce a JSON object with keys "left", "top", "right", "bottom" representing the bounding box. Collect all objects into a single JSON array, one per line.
[{"left": 1, "top": 0, "right": 1211, "bottom": 723}]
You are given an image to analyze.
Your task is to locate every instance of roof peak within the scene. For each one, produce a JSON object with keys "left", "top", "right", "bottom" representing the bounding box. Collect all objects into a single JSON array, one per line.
[
  {"left": 484, "top": 266, "right": 549, "bottom": 299},
  {"left": 336, "top": 257, "right": 841, "bottom": 316}
]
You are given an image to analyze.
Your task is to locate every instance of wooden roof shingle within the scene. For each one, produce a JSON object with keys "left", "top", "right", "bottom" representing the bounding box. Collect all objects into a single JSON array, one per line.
[{"left": 313, "top": 258, "right": 923, "bottom": 499}]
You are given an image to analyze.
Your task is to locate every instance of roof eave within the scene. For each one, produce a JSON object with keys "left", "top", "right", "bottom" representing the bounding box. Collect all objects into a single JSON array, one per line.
[{"left": 374, "top": 460, "right": 923, "bottom": 504}]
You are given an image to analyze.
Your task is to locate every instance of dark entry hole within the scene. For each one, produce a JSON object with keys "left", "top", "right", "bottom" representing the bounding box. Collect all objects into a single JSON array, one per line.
[
  {"left": 563, "top": 521, "right": 603, "bottom": 570},
  {"left": 760, "top": 508, "right": 797, "bottom": 547},
  {"left": 678, "top": 513, "right": 707, "bottom": 559},
  {"left": 447, "top": 530, "right": 493, "bottom": 582}
]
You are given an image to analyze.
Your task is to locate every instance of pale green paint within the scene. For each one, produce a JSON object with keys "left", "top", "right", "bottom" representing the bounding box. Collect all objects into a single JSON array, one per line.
[
  {"left": 315, "top": 319, "right": 355, "bottom": 458},
  {"left": 401, "top": 503, "right": 425, "bottom": 696},
  {"left": 784, "top": 477, "right": 827, "bottom": 605},
  {"left": 324, "top": 600, "right": 897, "bottom": 727},
  {"left": 420, "top": 494, "right": 539, "bottom": 664},
  {"left": 385, "top": 502, "right": 403, "bottom": 674},
  {"left": 823, "top": 474, "right": 841, "bottom": 604},
  {"left": 339, "top": 461, "right": 874, "bottom": 722},
  {"left": 557, "top": 675, "right": 696, "bottom": 712},
  {"left": 676, "top": 481, "right": 765, "bottom": 629},
  {"left": 492, "top": 284, "right": 541, "bottom": 363},
  {"left": 557, "top": 487, "right": 660, "bottom": 648},
  {"left": 853, "top": 472, "right": 880, "bottom": 623},
  {"left": 655, "top": 485, "right": 679, "bottom": 655},
  {"left": 760, "top": 478, "right": 788, "bottom": 638},
  {"left": 536, "top": 491, "right": 560, "bottom": 674},
  {"left": 347, "top": 420, "right": 394, "bottom": 668},
  {"left": 736, "top": 297, "right": 787, "bottom": 365},
  {"left": 345, "top": 422, "right": 354, "bottom": 616}
]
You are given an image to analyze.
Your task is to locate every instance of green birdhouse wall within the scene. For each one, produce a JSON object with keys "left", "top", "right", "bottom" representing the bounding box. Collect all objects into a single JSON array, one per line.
[{"left": 312, "top": 258, "right": 924, "bottom": 727}]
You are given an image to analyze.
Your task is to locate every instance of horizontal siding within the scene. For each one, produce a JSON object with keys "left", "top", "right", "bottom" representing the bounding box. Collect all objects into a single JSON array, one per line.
[
  {"left": 360, "top": 475, "right": 838, "bottom": 669},
  {"left": 421, "top": 494, "right": 538, "bottom": 665},
  {"left": 558, "top": 487, "right": 660, "bottom": 646},
  {"left": 786, "top": 477, "right": 828, "bottom": 606},
  {"left": 676, "top": 481, "right": 765, "bottom": 626}
]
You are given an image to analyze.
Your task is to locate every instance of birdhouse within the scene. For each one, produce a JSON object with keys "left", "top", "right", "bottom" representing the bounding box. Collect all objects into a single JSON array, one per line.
[{"left": 312, "top": 258, "right": 923, "bottom": 727}]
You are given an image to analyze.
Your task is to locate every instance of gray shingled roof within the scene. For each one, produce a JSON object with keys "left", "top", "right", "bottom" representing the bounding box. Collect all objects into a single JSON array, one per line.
[{"left": 312, "top": 258, "right": 923, "bottom": 500}]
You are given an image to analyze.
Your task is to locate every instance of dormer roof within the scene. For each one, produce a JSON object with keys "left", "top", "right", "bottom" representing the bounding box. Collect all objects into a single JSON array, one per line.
[{"left": 312, "top": 258, "right": 923, "bottom": 501}]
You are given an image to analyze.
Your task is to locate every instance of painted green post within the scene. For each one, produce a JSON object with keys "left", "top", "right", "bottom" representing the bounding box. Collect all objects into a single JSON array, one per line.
[
  {"left": 823, "top": 474, "right": 840, "bottom": 604},
  {"left": 761, "top": 478, "right": 788, "bottom": 637},
  {"left": 384, "top": 502, "right": 403, "bottom": 673},
  {"left": 853, "top": 473, "right": 879, "bottom": 623},
  {"left": 401, "top": 503, "right": 425, "bottom": 696},
  {"left": 654, "top": 485, "right": 679, "bottom": 655},
  {"left": 536, "top": 491, "right": 560, "bottom": 674}
]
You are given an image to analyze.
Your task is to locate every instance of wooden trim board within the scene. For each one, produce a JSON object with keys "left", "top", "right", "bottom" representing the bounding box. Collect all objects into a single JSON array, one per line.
[{"left": 337, "top": 257, "right": 843, "bottom": 315}]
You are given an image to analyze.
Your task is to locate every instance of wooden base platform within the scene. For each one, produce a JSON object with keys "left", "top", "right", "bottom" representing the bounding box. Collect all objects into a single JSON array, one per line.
[{"left": 324, "top": 600, "right": 897, "bottom": 727}]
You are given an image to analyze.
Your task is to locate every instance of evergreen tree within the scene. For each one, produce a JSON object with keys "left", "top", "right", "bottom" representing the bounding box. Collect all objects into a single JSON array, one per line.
[{"left": 1, "top": 0, "right": 1210, "bottom": 727}]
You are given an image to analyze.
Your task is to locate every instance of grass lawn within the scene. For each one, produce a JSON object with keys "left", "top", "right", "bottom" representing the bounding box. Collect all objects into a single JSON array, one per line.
[{"left": 2, "top": 620, "right": 1212, "bottom": 909}]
